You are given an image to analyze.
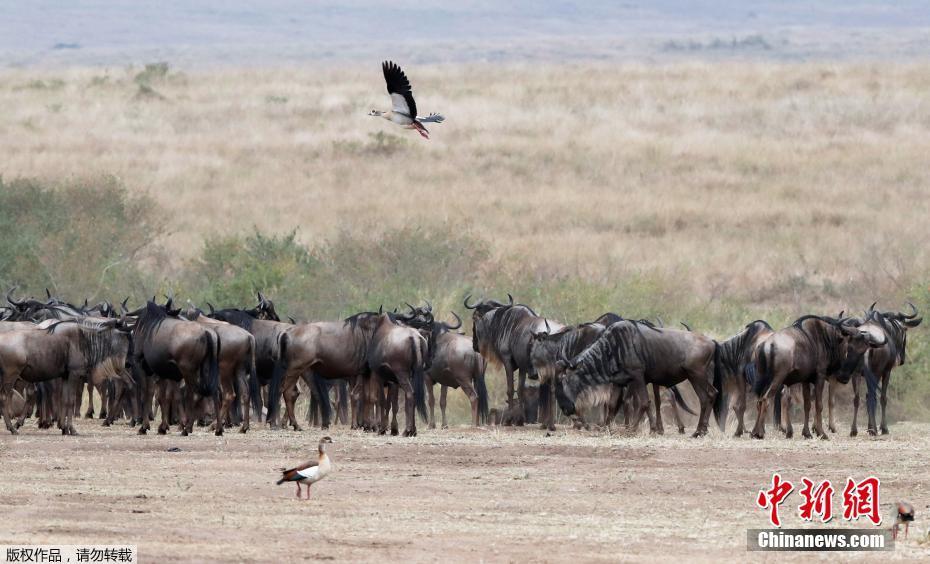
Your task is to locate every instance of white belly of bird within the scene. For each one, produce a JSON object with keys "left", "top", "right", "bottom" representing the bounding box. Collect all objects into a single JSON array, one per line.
[
  {"left": 390, "top": 113, "right": 414, "bottom": 126},
  {"left": 297, "top": 456, "right": 331, "bottom": 485}
]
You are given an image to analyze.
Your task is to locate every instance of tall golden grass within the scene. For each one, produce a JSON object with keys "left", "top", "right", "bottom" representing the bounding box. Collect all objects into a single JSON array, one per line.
[{"left": 2, "top": 62, "right": 927, "bottom": 310}]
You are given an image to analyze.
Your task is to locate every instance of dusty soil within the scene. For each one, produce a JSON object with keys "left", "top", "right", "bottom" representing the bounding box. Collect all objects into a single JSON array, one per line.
[{"left": 2, "top": 419, "right": 929, "bottom": 563}]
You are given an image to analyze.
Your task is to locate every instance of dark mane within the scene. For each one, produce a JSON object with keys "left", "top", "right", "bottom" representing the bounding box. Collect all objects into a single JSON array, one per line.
[
  {"left": 136, "top": 301, "right": 169, "bottom": 342},
  {"left": 211, "top": 309, "right": 255, "bottom": 331}
]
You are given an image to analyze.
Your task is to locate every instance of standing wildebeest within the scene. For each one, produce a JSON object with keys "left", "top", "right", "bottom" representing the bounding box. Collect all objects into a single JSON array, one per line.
[
  {"left": 554, "top": 320, "right": 718, "bottom": 437},
  {"left": 207, "top": 294, "right": 289, "bottom": 428},
  {"left": 750, "top": 315, "right": 886, "bottom": 440},
  {"left": 712, "top": 320, "right": 774, "bottom": 437},
  {"left": 465, "top": 294, "right": 562, "bottom": 425},
  {"left": 423, "top": 312, "right": 489, "bottom": 428},
  {"left": 529, "top": 321, "right": 608, "bottom": 431},
  {"left": 0, "top": 318, "right": 130, "bottom": 435},
  {"left": 131, "top": 302, "right": 220, "bottom": 436},
  {"left": 841, "top": 303, "right": 922, "bottom": 437},
  {"left": 183, "top": 308, "right": 259, "bottom": 435},
  {"left": 275, "top": 311, "right": 385, "bottom": 432},
  {"left": 367, "top": 312, "right": 429, "bottom": 436}
]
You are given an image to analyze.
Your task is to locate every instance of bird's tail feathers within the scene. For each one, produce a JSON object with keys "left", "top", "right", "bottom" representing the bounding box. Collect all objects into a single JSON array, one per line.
[{"left": 418, "top": 113, "right": 445, "bottom": 123}]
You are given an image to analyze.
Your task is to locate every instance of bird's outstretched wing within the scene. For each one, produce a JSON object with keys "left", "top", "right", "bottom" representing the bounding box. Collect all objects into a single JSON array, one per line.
[{"left": 382, "top": 61, "right": 417, "bottom": 119}]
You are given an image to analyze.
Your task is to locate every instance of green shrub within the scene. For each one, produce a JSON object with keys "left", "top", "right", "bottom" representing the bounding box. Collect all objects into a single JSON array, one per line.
[{"left": 0, "top": 175, "right": 162, "bottom": 300}]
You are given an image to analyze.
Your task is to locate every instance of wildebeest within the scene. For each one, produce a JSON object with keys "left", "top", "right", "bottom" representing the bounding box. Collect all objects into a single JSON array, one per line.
[
  {"left": 750, "top": 315, "right": 887, "bottom": 440},
  {"left": 183, "top": 307, "right": 259, "bottom": 435},
  {"left": 712, "top": 320, "right": 774, "bottom": 437},
  {"left": 529, "top": 321, "right": 608, "bottom": 431},
  {"left": 554, "top": 320, "right": 718, "bottom": 437},
  {"left": 207, "top": 294, "right": 289, "bottom": 427},
  {"left": 841, "top": 303, "right": 922, "bottom": 437},
  {"left": 131, "top": 302, "right": 220, "bottom": 435},
  {"left": 465, "top": 294, "right": 562, "bottom": 425},
  {"left": 367, "top": 312, "right": 429, "bottom": 436},
  {"left": 275, "top": 310, "right": 383, "bottom": 431},
  {"left": 423, "top": 312, "right": 489, "bottom": 428},
  {"left": 0, "top": 317, "right": 130, "bottom": 435}
]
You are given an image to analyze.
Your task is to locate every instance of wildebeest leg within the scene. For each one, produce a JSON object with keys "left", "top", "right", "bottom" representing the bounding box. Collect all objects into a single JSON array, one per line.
[
  {"left": 84, "top": 380, "right": 94, "bottom": 419},
  {"left": 281, "top": 369, "right": 302, "bottom": 432},
  {"left": 827, "top": 378, "right": 836, "bottom": 433},
  {"left": 850, "top": 373, "right": 860, "bottom": 437},
  {"left": 733, "top": 377, "right": 746, "bottom": 437},
  {"left": 1, "top": 379, "right": 19, "bottom": 434},
  {"left": 813, "top": 377, "right": 828, "bottom": 439},
  {"left": 216, "top": 365, "right": 235, "bottom": 437},
  {"left": 515, "top": 370, "right": 527, "bottom": 426},
  {"left": 783, "top": 388, "right": 794, "bottom": 439},
  {"left": 503, "top": 363, "right": 516, "bottom": 422},
  {"left": 441, "top": 384, "right": 453, "bottom": 428},
  {"left": 651, "top": 384, "right": 663, "bottom": 434},
  {"left": 401, "top": 374, "right": 416, "bottom": 437},
  {"left": 156, "top": 380, "right": 172, "bottom": 435},
  {"left": 667, "top": 389, "right": 685, "bottom": 434},
  {"left": 630, "top": 379, "right": 650, "bottom": 433},
  {"left": 801, "top": 383, "right": 812, "bottom": 439},
  {"left": 426, "top": 376, "right": 436, "bottom": 429},
  {"left": 238, "top": 370, "right": 251, "bottom": 434},
  {"left": 542, "top": 382, "right": 556, "bottom": 431},
  {"left": 879, "top": 371, "right": 890, "bottom": 435},
  {"left": 97, "top": 381, "right": 108, "bottom": 420},
  {"left": 349, "top": 375, "right": 363, "bottom": 430},
  {"left": 687, "top": 374, "right": 715, "bottom": 438}
]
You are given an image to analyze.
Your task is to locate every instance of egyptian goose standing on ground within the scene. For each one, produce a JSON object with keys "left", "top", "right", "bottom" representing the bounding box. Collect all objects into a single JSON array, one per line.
[
  {"left": 892, "top": 500, "right": 915, "bottom": 540},
  {"left": 368, "top": 61, "right": 444, "bottom": 139},
  {"left": 276, "top": 436, "right": 333, "bottom": 500}
]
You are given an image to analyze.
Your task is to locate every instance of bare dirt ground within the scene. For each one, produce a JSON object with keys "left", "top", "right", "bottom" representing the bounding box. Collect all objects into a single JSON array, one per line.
[{"left": 2, "top": 419, "right": 930, "bottom": 562}]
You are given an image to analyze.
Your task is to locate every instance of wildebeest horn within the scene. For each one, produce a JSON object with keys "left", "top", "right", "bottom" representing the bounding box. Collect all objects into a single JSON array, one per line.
[
  {"left": 545, "top": 319, "right": 551, "bottom": 333},
  {"left": 378, "top": 304, "right": 383, "bottom": 314},
  {"left": 45, "top": 288, "right": 52, "bottom": 299},
  {"left": 868, "top": 301, "right": 877, "bottom": 313},
  {"left": 120, "top": 297, "right": 129, "bottom": 313},
  {"left": 656, "top": 317, "right": 664, "bottom": 327},
  {"left": 257, "top": 291, "right": 266, "bottom": 304},
  {"left": 424, "top": 300, "right": 432, "bottom": 312},
  {"left": 680, "top": 321, "right": 691, "bottom": 331},
  {"left": 507, "top": 293, "right": 514, "bottom": 305},
  {"left": 206, "top": 302, "right": 215, "bottom": 315},
  {"left": 6, "top": 287, "right": 25, "bottom": 308},
  {"left": 901, "top": 302, "right": 918, "bottom": 320},
  {"left": 448, "top": 311, "right": 462, "bottom": 330},
  {"left": 904, "top": 316, "right": 923, "bottom": 328},
  {"left": 405, "top": 302, "right": 416, "bottom": 314},
  {"left": 463, "top": 294, "right": 476, "bottom": 309},
  {"left": 288, "top": 316, "right": 297, "bottom": 324},
  {"left": 163, "top": 294, "right": 174, "bottom": 309}
]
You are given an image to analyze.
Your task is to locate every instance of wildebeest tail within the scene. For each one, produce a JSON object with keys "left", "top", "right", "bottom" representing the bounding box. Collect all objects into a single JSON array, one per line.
[
  {"left": 474, "top": 355, "right": 489, "bottom": 425},
  {"left": 311, "top": 372, "right": 332, "bottom": 425},
  {"left": 411, "top": 336, "right": 428, "bottom": 422},
  {"left": 201, "top": 330, "right": 220, "bottom": 397},
  {"left": 753, "top": 343, "right": 773, "bottom": 397},
  {"left": 247, "top": 336, "right": 261, "bottom": 417},
  {"left": 712, "top": 342, "right": 727, "bottom": 430},
  {"left": 267, "top": 332, "right": 288, "bottom": 424},
  {"left": 671, "top": 385, "right": 698, "bottom": 416}
]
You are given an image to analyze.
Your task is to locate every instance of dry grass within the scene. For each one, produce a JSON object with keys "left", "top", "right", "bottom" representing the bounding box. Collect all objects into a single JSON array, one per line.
[{"left": 1, "top": 62, "right": 928, "bottom": 307}]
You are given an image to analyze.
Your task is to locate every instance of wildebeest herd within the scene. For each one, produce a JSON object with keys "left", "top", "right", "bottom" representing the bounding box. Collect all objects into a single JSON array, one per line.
[{"left": 0, "top": 289, "right": 921, "bottom": 441}]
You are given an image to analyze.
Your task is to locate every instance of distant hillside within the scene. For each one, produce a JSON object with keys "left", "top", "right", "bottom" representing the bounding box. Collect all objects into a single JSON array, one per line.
[{"left": 3, "top": 0, "right": 930, "bottom": 67}]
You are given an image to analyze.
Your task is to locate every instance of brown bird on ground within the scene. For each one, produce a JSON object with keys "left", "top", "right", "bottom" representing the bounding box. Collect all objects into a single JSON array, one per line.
[
  {"left": 892, "top": 500, "right": 915, "bottom": 540},
  {"left": 276, "top": 436, "right": 333, "bottom": 500}
]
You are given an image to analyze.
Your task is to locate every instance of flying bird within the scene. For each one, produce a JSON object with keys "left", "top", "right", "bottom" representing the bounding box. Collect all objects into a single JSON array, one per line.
[
  {"left": 369, "top": 61, "right": 444, "bottom": 139},
  {"left": 892, "top": 500, "right": 915, "bottom": 540},
  {"left": 276, "top": 436, "right": 333, "bottom": 500}
]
